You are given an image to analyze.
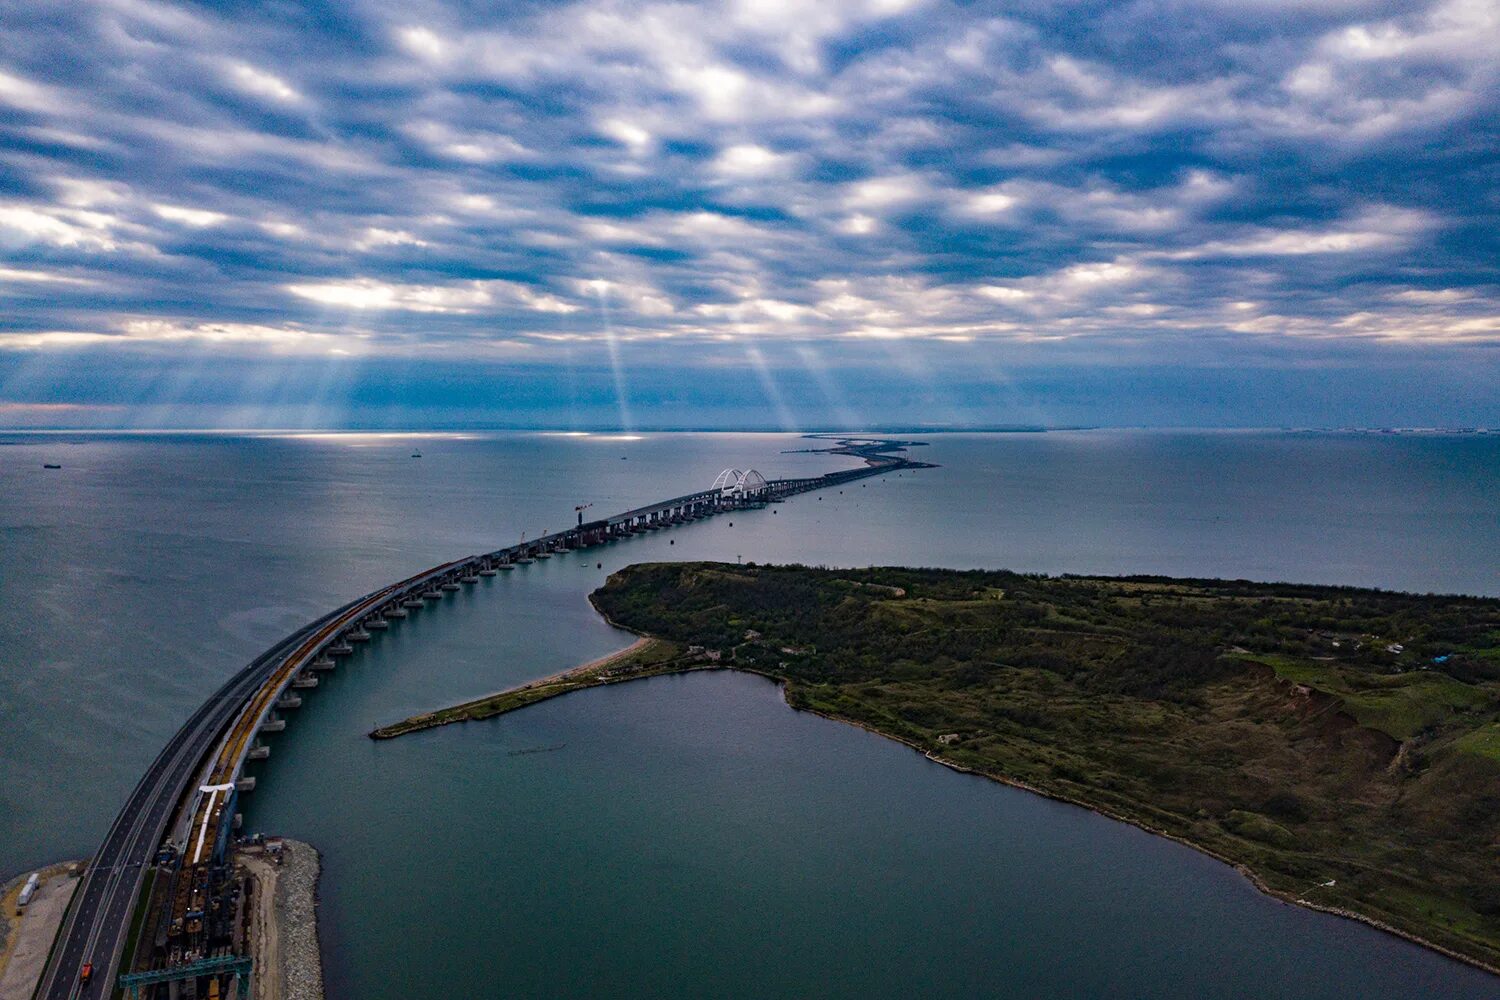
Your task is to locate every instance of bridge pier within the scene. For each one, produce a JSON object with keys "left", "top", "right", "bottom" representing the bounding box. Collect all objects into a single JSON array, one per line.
[{"left": 43, "top": 452, "right": 939, "bottom": 1000}]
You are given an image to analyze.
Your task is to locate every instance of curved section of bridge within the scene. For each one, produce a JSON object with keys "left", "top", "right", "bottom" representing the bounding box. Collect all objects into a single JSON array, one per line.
[{"left": 37, "top": 441, "right": 930, "bottom": 1000}]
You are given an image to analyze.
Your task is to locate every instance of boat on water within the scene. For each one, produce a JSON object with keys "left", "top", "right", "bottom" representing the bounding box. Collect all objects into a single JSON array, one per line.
[
  {"left": 43, "top": 463, "right": 61, "bottom": 469},
  {"left": 411, "top": 451, "right": 422, "bottom": 458}
]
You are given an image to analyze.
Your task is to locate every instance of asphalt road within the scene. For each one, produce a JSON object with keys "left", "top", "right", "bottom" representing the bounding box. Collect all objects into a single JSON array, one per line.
[
  {"left": 34, "top": 551, "right": 470, "bottom": 1000},
  {"left": 31, "top": 461, "right": 907, "bottom": 999},
  {"left": 33, "top": 610, "right": 352, "bottom": 1000}
]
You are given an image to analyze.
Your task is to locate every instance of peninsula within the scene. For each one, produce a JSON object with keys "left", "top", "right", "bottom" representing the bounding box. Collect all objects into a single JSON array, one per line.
[{"left": 374, "top": 562, "right": 1500, "bottom": 973}]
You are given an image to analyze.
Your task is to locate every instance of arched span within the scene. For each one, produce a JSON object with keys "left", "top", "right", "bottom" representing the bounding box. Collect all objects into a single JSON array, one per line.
[{"left": 713, "top": 468, "right": 769, "bottom": 496}]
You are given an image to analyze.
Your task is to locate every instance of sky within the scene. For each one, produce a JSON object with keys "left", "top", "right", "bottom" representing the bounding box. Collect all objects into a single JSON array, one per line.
[{"left": 0, "top": 0, "right": 1497, "bottom": 429}]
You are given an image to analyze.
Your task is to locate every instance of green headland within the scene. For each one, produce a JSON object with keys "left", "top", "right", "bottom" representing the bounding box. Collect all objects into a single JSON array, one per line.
[{"left": 373, "top": 562, "right": 1500, "bottom": 973}]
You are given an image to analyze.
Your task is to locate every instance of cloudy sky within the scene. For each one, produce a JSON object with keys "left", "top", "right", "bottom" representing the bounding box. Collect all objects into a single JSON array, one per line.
[{"left": 0, "top": 0, "right": 1497, "bottom": 428}]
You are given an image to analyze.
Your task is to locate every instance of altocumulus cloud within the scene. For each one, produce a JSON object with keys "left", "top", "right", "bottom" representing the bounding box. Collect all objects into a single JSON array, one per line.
[{"left": 0, "top": 0, "right": 1497, "bottom": 427}]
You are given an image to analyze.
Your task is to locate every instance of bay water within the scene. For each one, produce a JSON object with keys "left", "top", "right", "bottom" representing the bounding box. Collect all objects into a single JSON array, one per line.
[{"left": 2, "top": 430, "right": 1497, "bottom": 997}]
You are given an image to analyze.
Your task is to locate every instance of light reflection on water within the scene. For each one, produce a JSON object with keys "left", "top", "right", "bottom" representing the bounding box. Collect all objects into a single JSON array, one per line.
[{"left": 2, "top": 430, "right": 1497, "bottom": 998}]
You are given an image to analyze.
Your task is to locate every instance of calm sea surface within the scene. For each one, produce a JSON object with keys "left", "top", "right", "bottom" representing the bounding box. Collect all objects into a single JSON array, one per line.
[{"left": 2, "top": 430, "right": 1497, "bottom": 998}]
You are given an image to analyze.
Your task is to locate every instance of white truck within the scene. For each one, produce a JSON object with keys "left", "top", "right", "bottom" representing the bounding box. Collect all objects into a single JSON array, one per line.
[{"left": 16, "top": 872, "right": 39, "bottom": 912}]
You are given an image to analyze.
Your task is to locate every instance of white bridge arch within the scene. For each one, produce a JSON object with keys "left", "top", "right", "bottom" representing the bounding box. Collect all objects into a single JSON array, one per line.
[{"left": 712, "top": 468, "right": 769, "bottom": 497}]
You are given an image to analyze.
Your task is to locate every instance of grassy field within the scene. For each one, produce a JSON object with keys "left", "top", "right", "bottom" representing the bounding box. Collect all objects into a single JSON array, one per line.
[{"left": 582, "top": 562, "right": 1500, "bottom": 972}]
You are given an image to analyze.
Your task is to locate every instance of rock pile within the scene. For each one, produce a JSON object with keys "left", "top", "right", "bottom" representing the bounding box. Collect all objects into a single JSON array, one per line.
[{"left": 275, "top": 841, "right": 324, "bottom": 1000}]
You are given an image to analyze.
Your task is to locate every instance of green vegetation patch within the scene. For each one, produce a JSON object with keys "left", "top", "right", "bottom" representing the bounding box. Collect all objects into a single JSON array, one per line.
[
  {"left": 590, "top": 562, "right": 1500, "bottom": 971},
  {"left": 1456, "top": 725, "right": 1500, "bottom": 762},
  {"left": 1245, "top": 653, "right": 1493, "bottom": 739},
  {"left": 1343, "top": 674, "right": 1491, "bottom": 739},
  {"left": 119, "top": 868, "right": 157, "bottom": 977},
  {"left": 1222, "top": 810, "right": 1297, "bottom": 849}
]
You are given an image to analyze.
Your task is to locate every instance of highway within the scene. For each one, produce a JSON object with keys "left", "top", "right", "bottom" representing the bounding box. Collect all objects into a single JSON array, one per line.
[
  {"left": 33, "top": 613, "right": 343, "bottom": 1000},
  {"left": 33, "top": 443, "right": 930, "bottom": 997}
]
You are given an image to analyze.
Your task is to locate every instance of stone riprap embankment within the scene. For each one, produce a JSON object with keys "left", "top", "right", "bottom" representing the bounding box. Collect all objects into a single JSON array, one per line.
[{"left": 243, "top": 839, "right": 324, "bottom": 1000}]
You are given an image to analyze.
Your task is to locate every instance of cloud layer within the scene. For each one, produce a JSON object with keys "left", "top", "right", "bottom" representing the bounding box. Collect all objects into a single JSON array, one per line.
[{"left": 0, "top": 0, "right": 1497, "bottom": 424}]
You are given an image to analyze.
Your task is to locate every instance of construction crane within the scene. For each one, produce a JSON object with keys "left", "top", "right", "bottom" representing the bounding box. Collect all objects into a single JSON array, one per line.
[{"left": 575, "top": 502, "right": 594, "bottom": 526}]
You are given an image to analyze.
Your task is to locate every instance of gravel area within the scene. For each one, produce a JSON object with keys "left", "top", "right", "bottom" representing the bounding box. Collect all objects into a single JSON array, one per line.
[
  {"left": 277, "top": 841, "right": 324, "bottom": 1000},
  {"left": 243, "top": 840, "right": 323, "bottom": 1000},
  {"left": 0, "top": 863, "right": 81, "bottom": 1000}
]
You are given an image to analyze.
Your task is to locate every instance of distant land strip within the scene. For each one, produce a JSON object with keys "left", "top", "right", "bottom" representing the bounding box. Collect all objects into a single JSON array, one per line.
[{"left": 369, "top": 638, "right": 673, "bottom": 739}]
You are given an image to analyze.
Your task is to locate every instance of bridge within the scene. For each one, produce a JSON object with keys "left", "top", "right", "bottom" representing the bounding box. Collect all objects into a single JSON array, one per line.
[{"left": 34, "top": 439, "right": 930, "bottom": 1000}]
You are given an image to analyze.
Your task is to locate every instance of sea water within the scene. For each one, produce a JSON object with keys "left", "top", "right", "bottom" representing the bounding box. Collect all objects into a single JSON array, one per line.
[{"left": 2, "top": 430, "right": 1496, "bottom": 997}]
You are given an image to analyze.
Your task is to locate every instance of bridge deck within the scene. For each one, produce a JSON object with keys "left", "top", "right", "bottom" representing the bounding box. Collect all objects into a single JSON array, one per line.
[{"left": 42, "top": 442, "right": 928, "bottom": 997}]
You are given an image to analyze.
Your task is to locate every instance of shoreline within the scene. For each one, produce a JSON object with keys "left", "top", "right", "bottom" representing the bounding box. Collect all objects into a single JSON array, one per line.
[
  {"left": 367, "top": 592, "right": 1500, "bottom": 977},
  {"left": 241, "top": 838, "right": 325, "bottom": 1000},
  {"left": 368, "top": 636, "right": 660, "bottom": 739},
  {"left": 387, "top": 596, "right": 1500, "bottom": 980},
  {"left": 785, "top": 692, "right": 1500, "bottom": 980},
  {"left": 0, "top": 860, "right": 82, "bottom": 1000}
]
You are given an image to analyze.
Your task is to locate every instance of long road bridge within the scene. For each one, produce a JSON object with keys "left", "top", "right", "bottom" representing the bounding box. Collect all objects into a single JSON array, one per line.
[{"left": 35, "top": 440, "right": 931, "bottom": 1000}]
